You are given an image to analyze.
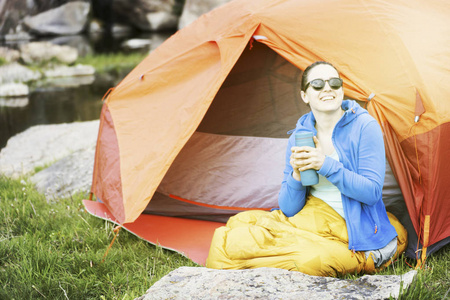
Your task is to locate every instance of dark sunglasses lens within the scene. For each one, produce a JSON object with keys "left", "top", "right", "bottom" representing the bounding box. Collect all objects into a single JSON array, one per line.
[
  {"left": 310, "top": 79, "right": 325, "bottom": 90},
  {"left": 329, "top": 78, "right": 343, "bottom": 89}
]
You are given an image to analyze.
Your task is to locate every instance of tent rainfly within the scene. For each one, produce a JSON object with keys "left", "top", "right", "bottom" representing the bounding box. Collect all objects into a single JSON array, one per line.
[{"left": 84, "top": 0, "right": 450, "bottom": 266}]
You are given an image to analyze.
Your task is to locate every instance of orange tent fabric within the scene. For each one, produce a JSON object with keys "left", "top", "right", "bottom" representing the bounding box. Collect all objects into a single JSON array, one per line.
[{"left": 86, "top": 0, "right": 450, "bottom": 263}]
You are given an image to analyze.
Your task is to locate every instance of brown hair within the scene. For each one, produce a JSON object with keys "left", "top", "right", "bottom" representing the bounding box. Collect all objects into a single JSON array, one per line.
[{"left": 301, "top": 61, "right": 339, "bottom": 92}]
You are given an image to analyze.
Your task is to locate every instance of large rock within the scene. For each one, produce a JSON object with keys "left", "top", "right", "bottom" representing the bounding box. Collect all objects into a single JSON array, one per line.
[
  {"left": 0, "top": 47, "right": 20, "bottom": 63},
  {"left": 43, "top": 64, "right": 95, "bottom": 78},
  {"left": 48, "top": 35, "right": 93, "bottom": 57},
  {"left": 0, "top": 82, "right": 29, "bottom": 97},
  {"left": 0, "top": 97, "right": 28, "bottom": 108},
  {"left": 39, "top": 74, "right": 96, "bottom": 88},
  {"left": 20, "top": 42, "right": 78, "bottom": 65},
  {"left": 112, "top": 0, "right": 179, "bottom": 31},
  {"left": 139, "top": 267, "right": 417, "bottom": 300},
  {"left": 178, "top": 0, "right": 232, "bottom": 29},
  {"left": 0, "top": 62, "right": 42, "bottom": 84},
  {"left": 0, "top": 0, "right": 34, "bottom": 38},
  {"left": 31, "top": 146, "right": 95, "bottom": 199},
  {"left": 0, "top": 120, "right": 99, "bottom": 179},
  {"left": 23, "top": 1, "right": 91, "bottom": 36}
]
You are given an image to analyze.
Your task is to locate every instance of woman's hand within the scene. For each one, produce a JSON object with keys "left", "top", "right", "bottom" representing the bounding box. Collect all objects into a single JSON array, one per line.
[{"left": 290, "top": 136, "right": 326, "bottom": 179}]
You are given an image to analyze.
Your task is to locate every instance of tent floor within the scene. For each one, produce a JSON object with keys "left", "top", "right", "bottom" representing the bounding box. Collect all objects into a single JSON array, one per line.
[{"left": 83, "top": 200, "right": 224, "bottom": 265}]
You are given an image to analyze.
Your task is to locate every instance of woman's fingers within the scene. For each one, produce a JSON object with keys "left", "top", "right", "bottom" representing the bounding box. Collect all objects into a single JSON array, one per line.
[{"left": 291, "top": 149, "right": 324, "bottom": 171}]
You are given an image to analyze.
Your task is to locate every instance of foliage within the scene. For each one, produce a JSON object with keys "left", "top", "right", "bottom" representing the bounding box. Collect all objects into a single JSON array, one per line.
[{"left": 0, "top": 176, "right": 448, "bottom": 299}]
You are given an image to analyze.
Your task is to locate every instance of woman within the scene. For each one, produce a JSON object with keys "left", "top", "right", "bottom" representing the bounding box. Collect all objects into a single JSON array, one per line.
[
  {"left": 279, "top": 61, "right": 398, "bottom": 267},
  {"left": 206, "top": 61, "right": 405, "bottom": 275}
]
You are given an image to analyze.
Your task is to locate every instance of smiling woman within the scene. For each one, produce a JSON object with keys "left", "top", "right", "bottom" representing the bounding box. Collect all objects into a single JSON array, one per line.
[
  {"left": 206, "top": 61, "right": 407, "bottom": 276},
  {"left": 280, "top": 61, "right": 402, "bottom": 268}
]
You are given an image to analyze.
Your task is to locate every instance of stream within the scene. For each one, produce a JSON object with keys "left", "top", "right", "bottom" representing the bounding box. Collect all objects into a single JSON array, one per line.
[{"left": 0, "top": 31, "right": 172, "bottom": 149}]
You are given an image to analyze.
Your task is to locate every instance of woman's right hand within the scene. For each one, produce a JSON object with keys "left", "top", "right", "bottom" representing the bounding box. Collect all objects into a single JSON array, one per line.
[{"left": 290, "top": 147, "right": 302, "bottom": 181}]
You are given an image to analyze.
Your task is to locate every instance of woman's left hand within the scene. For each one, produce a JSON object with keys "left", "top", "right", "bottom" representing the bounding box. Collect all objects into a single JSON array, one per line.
[{"left": 291, "top": 136, "right": 326, "bottom": 171}]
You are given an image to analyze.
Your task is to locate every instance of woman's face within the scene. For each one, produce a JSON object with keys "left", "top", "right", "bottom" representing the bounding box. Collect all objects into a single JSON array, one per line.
[{"left": 300, "top": 64, "right": 344, "bottom": 114}]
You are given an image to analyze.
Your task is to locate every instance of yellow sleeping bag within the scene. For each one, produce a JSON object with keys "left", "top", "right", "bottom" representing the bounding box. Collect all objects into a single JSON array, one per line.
[{"left": 206, "top": 196, "right": 407, "bottom": 276}]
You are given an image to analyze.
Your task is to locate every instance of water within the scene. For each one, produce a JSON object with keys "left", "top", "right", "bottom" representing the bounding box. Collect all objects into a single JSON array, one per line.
[
  {"left": 0, "top": 31, "right": 173, "bottom": 149},
  {"left": 0, "top": 77, "right": 110, "bottom": 149}
]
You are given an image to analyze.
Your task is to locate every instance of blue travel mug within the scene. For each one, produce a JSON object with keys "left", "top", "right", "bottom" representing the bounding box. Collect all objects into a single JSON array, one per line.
[{"left": 294, "top": 132, "right": 319, "bottom": 186}]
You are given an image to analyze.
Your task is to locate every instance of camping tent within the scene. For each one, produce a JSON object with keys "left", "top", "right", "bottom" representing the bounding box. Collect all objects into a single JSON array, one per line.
[{"left": 83, "top": 0, "right": 450, "bottom": 265}]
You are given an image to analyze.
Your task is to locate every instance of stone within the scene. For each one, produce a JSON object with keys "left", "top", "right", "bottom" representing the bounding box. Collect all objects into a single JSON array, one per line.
[
  {"left": 179, "top": 0, "right": 232, "bottom": 29},
  {"left": 112, "top": 0, "right": 179, "bottom": 32},
  {"left": 121, "top": 39, "right": 152, "bottom": 50},
  {"left": 0, "top": 47, "right": 20, "bottom": 63},
  {"left": 148, "top": 32, "right": 173, "bottom": 53},
  {"left": 0, "top": 82, "right": 29, "bottom": 97},
  {"left": 3, "top": 31, "right": 32, "bottom": 42},
  {"left": 0, "top": 0, "right": 33, "bottom": 38},
  {"left": 88, "top": 19, "right": 103, "bottom": 34},
  {"left": 20, "top": 42, "right": 78, "bottom": 65},
  {"left": 48, "top": 35, "right": 93, "bottom": 57},
  {"left": 40, "top": 75, "right": 95, "bottom": 88},
  {"left": 31, "top": 146, "right": 95, "bottom": 200},
  {"left": 138, "top": 267, "right": 417, "bottom": 300},
  {"left": 0, "top": 97, "right": 29, "bottom": 108},
  {"left": 23, "top": 1, "right": 91, "bottom": 36},
  {"left": 0, "top": 120, "right": 99, "bottom": 178},
  {"left": 0, "top": 62, "right": 42, "bottom": 84},
  {"left": 145, "top": 11, "right": 179, "bottom": 32},
  {"left": 43, "top": 64, "right": 95, "bottom": 78}
]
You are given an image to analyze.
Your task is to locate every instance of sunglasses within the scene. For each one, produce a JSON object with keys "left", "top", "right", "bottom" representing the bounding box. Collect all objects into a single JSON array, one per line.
[{"left": 304, "top": 77, "right": 343, "bottom": 91}]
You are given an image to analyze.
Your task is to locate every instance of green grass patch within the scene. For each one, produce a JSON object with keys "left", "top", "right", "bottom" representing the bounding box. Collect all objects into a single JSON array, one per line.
[
  {"left": 77, "top": 52, "right": 148, "bottom": 75},
  {"left": 0, "top": 176, "right": 448, "bottom": 299},
  {"left": 0, "top": 176, "right": 198, "bottom": 299},
  {"left": 33, "top": 161, "right": 56, "bottom": 174}
]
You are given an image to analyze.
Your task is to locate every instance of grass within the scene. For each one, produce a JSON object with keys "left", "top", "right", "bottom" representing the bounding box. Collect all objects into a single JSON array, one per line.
[
  {"left": 0, "top": 176, "right": 198, "bottom": 299},
  {"left": 0, "top": 175, "right": 449, "bottom": 299},
  {"left": 77, "top": 52, "right": 148, "bottom": 75}
]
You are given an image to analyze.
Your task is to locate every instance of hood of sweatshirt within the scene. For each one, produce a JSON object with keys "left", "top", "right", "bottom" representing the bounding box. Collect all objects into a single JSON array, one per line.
[{"left": 294, "top": 100, "right": 367, "bottom": 133}]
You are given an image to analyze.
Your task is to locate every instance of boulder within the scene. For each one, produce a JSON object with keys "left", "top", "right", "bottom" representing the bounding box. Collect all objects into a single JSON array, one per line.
[
  {"left": 139, "top": 267, "right": 417, "bottom": 300},
  {"left": 112, "top": 0, "right": 179, "bottom": 31},
  {"left": 40, "top": 75, "right": 95, "bottom": 88},
  {"left": 3, "top": 30, "right": 32, "bottom": 42},
  {"left": 0, "top": 97, "right": 28, "bottom": 108},
  {"left": 0, "top": 82, "right": 29, "bottom": 97},
  {"left": 0, "top": 47, "right": 21, "bottom": 63},
  {"left": 145, "top": 11, "right": 179, "bottom": 32},
  {"left": 178, "top": 0, "right": 232, "bottom": 29},
  {"left": 23, "top": 1, "right": 91, "bottom": 36},
  {"left": 48, "top": 35, "right": 93, "bottom": 57},
  {"left": 43, "top": 64, "right": 95, "bottom": 78},
  {"left": 0, "top": 62, "right": 42, "bottom": 84},
  {"left": 121, "top": 39, "right": 152, "bottom": 50},
  {"left": 20, "top": 42, "right": 78, "bottom": 65},
  {"left": 0, "top": 0, "right": 33, "bottom": 38},
  {"left": 31, "top": 146, "right": 95, "bottom": 200},
  {"left": 0, "top": 120, "right": 99, "bottom": 179}
]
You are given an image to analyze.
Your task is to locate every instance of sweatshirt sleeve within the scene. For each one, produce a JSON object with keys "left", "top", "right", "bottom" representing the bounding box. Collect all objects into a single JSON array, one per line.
[
  {"left": 317, "top": 120, "right": 385, "bottom": 206},
  {"left": 278, "top": 134, "right": 308, "bottom": 217}
]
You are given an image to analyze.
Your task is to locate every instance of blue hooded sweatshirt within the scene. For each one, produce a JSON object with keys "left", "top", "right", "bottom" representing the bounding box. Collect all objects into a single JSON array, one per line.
[{"left": 278, "top": 100, "right": 398, "bottom": 251}]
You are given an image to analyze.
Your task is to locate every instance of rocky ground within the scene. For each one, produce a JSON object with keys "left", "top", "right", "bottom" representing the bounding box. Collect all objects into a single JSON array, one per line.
[
  {"left": 0, "top": 121, "right": 98, "bottom": 199},
  {"left": 140, "top": 267, "right": 417, "bottom": 299}
]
